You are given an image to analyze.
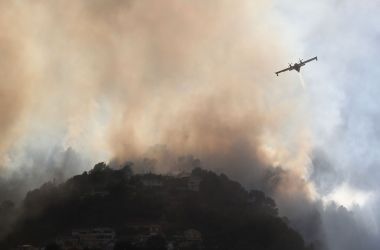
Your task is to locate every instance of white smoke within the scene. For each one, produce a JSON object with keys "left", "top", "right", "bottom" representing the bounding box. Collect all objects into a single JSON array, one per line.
[
  {"left": 298, "top": 73, "right": 306, "bottom": 89},
  {"left": 276, "top": 0, "right": 380, "bottom": 249}
]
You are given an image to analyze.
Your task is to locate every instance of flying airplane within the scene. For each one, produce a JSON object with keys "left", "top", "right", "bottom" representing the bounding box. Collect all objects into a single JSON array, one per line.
[{"left": 275, "top": 56, "right": 317, "bottom": 76}]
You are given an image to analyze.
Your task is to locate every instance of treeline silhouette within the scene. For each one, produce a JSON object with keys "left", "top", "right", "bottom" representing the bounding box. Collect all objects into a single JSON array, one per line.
[{"left": 0, "top": 162, "right": 313, "bottom": 250}]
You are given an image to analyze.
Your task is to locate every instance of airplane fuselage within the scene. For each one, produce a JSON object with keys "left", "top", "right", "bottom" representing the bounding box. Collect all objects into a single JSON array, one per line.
[{"left": 292, "top": 63, "right": 302, "bottom": 72}]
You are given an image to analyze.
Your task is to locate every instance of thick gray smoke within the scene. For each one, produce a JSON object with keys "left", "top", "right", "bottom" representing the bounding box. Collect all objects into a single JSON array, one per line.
[
  {"left": 0, "top": 0, "right": 312, "bottom": 201},
  {"left": 0, "top": 147, "right": 88, "bottom": 202}
]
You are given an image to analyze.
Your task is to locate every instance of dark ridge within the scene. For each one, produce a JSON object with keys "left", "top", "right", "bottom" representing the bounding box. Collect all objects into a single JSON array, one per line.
[{"left": 0, "top": 162, "right": 314, "bottom": 250}]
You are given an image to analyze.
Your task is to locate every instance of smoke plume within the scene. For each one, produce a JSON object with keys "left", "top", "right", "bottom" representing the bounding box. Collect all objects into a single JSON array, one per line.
[
  {"left": 0, "top": 0, "right": 311, "bottom": 191},
  {"left": 0, "top": 0, "right": 342, "bottom": 247}
]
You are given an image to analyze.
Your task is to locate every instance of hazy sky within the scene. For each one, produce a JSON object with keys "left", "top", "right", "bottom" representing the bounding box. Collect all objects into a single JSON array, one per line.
[
  {"left": 276, "top": 1, "right": 380, "bottom": 249},
  {"left": 276, "top": 0, "right": 380, "bottom": 203},
  {"left": 0, "top": 1, "right": 380, "bottom": 249}
]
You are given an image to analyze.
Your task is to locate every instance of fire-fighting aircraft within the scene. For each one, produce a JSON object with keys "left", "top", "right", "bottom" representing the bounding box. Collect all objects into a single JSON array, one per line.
[{"left": 275, "top": 56, "right": 317, "bottom": 76}]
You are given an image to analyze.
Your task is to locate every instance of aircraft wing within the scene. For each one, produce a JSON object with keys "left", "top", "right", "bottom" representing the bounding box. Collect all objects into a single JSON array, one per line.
[
  {"left": 303, "top": 56, "right": 317, "bottom": 64},
  {"left": 275, "top": 67, "right": 291, "bottom": 76}
]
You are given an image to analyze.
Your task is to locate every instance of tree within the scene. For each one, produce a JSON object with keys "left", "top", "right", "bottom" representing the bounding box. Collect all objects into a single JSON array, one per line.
[{"left": 91, "top": 162, "right": 108, "bottom": 173}]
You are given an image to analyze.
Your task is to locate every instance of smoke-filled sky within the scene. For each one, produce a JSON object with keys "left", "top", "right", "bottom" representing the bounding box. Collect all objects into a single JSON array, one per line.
[{"left": 0, "top": 1, "right": 380, "bottom": 249}]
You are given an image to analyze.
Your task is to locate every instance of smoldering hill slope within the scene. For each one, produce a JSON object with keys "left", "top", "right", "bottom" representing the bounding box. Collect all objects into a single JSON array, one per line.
[{"left": 0, "top": 162, "right": 313, "bottom": 250}]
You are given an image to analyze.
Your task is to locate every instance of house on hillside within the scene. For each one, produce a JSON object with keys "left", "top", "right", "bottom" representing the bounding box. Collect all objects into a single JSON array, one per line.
[
  {"left": 57, "top": 228, "right": 116, "bottom": 250},
  {"left": 187, "top": 176, "right": 202, "bottom": 191},
  {"left": 140, "top": 174, "right": 163, "bottom": 187},
  {"left": 17, "top": 245, "right": 39, "bottom": 250},
  {"left": 184, "top": 229, "right": 202, "bottom": 242},
  {"left": 80, "top": 190, "right": 110, "bottom": 200},
  {"left": 120, "top": 222, "right": 164, "bottom": 248},
  {"left": 177, "top": 172, "right": 203, "bottom": 192},
  {"left": 56, "top": 235, "right": 81, "bottom": 250},
  {"left": 169, "top": 229, "right": 203, "bottom": 250}
]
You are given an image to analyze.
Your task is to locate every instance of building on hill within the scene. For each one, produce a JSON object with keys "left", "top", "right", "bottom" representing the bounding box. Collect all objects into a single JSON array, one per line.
[
  {"left": 184, "top": 229, "right": 202, "bottom": 242},
  {"left": 56, "top": 235, "right": 81, "bottom": 250},
  {"left": 17, "top": 245, "right": 39, "bottom": 250},
  {"left": 169, "top": 229, "right": 203, "bottom": 250},
  {"left": 119, "top": 222, "right": 164, "bottom": 248},
  {"left": 176, "top": 171, "right": 192, "bottom": 179},
  {"left": 80, "top": 190, "right": 110, "bottom": 200},
  {"left": 57, "top": 228, "right": 115, "bottom": 250},
  {"left": 140, "top": 174, "right": 163, "bottom": 187},
  {"left": 126, "top": 223, "right": 163, "bottom": 236},
  {"left": 187, "top": 176, "right": 202, "bottom": 191},
  {"left": 177, "top": 172, "right": 203, "bottom": 192}
]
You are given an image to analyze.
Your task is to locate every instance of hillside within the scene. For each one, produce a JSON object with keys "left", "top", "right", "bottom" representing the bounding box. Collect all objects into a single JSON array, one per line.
[{"left": 0, "top": 163, "right": 313, "bottom": 250}]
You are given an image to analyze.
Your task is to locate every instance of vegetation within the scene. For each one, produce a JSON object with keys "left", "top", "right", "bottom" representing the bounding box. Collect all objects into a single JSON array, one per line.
[{"left": 0, "top": 162, "right": 313, "bottom": 250}]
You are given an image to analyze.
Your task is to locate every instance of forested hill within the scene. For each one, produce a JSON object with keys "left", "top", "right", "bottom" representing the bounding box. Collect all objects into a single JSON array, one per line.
[{"left": 0, "top": 162, "right": 313, "bottom": 250}]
